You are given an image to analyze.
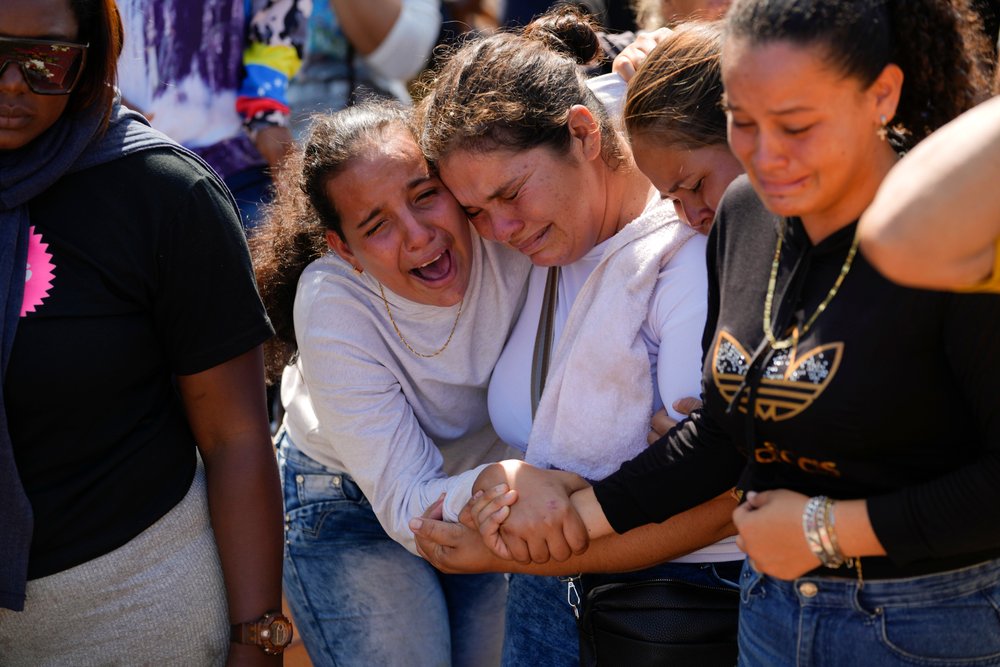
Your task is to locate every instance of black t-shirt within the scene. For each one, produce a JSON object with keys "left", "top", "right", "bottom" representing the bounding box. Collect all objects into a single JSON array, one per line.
[
  {"left": 594, "top": 176, "right": 1000, "bottom": 577},
  {"left": 7, "top": 147, "right": 273, "bottom": 578}
]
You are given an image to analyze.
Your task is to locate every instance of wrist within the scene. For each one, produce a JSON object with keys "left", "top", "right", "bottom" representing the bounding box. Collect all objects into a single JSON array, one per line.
[
  {"left": 473, "top": 462, "right": 507, "bottom": 494},
  {"left": 831, "top": 499, "right": 886, "bottom": 558},
  {"left": 556, "top": 470, "right": 590, "bottom": 494},
  {"left": 802, "top": 495, "right": 849, "bottom": 568},
  {"left": 230, "top": 610, "right": 293, "bottom": 656},
  {"left": 570, "top": 486, "right": 613, "bottom": 539}
]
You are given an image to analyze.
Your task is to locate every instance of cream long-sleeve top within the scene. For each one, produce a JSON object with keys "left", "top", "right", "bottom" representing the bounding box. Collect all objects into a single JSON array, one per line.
[{"left": 282, "top": 235, "right": 530, "bottom": 554}]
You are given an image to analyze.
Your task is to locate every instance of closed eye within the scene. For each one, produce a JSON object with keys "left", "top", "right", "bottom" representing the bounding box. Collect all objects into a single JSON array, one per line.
[
  {"left": 415, "top": 187, "right": 439, "bottom": 204},
  {"left": 364, "top": 219, "right": 386, "bottom": 238},
  {"left": 784, "top": 124, "right": 814, "bottom": 136},
  {"left": 363, "top": 219, "right": 386, "bottom": 238}
]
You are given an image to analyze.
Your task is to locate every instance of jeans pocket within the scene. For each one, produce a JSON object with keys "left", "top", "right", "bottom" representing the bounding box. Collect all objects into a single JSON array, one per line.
[
  {"left": 740, "top": 560, "right": 766, "bottom": 606},
  {"left": 875, "top": 587, "right": 1000, "bottom": 665}
]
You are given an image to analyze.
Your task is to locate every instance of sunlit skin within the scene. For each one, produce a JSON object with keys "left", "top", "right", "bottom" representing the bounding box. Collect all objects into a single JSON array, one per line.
[
  {"left": 325, "top": 128, "right": 474, "bottom": 307},
  {"left": 438, "top": 106, "right": 648, "bottom": 268},
  {"left": 721, "top": 38, "right": 902, "bottom": 243},
  {"left": 631, "top": 138, "right": 744, "bottom": 235},
  {"left": 0, "top": 0, "right": 78, "bottom": 151}
]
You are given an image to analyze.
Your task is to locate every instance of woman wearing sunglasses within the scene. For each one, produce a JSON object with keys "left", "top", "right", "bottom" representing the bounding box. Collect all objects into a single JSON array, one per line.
[{"left": 0, "top": 1, "right": 283, "bottom": 664}]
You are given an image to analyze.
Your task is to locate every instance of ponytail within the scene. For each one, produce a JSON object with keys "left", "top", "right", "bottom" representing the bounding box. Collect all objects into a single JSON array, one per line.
[
  {"left": 885, "top": 0, "right": 991, "bottom": 144},
  {"left": 250, "top": 151, "right": 328, "bottom": 384}
]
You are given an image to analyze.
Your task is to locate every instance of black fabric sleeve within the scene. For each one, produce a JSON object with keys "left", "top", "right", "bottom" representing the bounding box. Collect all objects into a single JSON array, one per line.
[
  {"left": 593, "top": 220, "right": 746, "bottom": 534},
  {"left": 867, "top": 292, "right": 1000, "bottom": 565},
  {"left": 593, "top": 410, "right": 747, "bottom": 534},
  {"left": 153, "top": 155, "right": 273, "bottom": 375}
]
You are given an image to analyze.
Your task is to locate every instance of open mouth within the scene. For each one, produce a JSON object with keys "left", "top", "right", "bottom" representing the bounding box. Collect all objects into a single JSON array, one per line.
[{"left": 410, "top": 249, "right": 454, "bottom": 283}]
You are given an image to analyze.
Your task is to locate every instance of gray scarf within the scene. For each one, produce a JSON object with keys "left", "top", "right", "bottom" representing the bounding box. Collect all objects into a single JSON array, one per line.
[{"left": 0, "top": 102, "right": 185, "bottom": 611}]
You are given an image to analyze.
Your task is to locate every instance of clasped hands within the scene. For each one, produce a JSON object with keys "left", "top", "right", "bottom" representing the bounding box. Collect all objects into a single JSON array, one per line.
[
  {"left": 409, "top": 459, "right": 590, "bottom": 572},
  {"left": 409, "top": 398, "right": 703, "bottom": 571}
]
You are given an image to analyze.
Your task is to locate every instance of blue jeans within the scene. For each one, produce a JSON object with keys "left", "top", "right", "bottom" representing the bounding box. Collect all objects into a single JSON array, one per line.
[
  {"left": 502, "top": 560, "right": 742, "bottom": 666},
  {"left": 738, "top": 557, "right": 1000, "bottom": 666},
  {"left": 278, "top": 435, "right": 507, "bottom": 667}
]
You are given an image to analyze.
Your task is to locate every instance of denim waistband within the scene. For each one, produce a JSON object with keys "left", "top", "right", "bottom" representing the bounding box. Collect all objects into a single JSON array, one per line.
[
  {"left": 766, "top": 556, "right": 1000, "bottom": 608},
  {"left": 277, "top": 432, "right": 366, "bottom": 502}
]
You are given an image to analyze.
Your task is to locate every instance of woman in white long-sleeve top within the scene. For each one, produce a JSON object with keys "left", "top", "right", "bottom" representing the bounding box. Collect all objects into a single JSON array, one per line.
[{"left": 252, "top": 103, "right": 529, "bottom": 667}]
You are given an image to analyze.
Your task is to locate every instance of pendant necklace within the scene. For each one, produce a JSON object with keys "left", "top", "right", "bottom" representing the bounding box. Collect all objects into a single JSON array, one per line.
[{"left": 762, "top": 223, "right": 861, "bottom": 350}]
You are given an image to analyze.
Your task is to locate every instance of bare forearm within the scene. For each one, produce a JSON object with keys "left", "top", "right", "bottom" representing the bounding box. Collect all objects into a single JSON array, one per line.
[
  {"left": 330, "top": 0, "right": 401, "bottom": 54},
  {"left": 512, "top": 492, "right": 737, "bottom": 575},
  {"left": 177, "top": 349, "right": 285, "bottom": 664},
  {"left": 203, "top": 437, "right": 284, "bottom": 623}
]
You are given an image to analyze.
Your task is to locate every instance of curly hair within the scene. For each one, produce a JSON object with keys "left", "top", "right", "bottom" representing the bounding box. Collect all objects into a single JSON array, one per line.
[
  {"left": 418, "top": 5, "right": 625, "bottom": 168},
  {"left": 624, "top": 21, "right": 726, "bottom": 150},
  {"left": 724, "top": 0, "right": 993, "bottom": 149},
  {"left": 250, "top": 103, "right": 413, "bottom": 383},
  {"left": 995, "top": 52, "right": 1000, "bottom": 94}
]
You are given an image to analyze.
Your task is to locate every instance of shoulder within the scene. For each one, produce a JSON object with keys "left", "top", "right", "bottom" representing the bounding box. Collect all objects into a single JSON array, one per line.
[
  {"left": 296, "top": 253, "right": 369, "bottom": 315},
  {"left": 717, "top": 174, "right": 765, "bottom": 216},
  {"left": 74, "top": 146, "right": 231, "bottom": 204},
  {"left": 477, "top": 234, "right": 533, "bottom": 291},
  {"left": 662, "top": 232, "right": 709, "bottom": 275},
  {"left": 650, "top": 233, "right": 709, "bottom": 319},
  {"left": 712, "top": 174, "right": 779, "bottom": 258},
  {"left": 293, "top": 254, "right": 384, "bottom": 344},
  {"left": 715, "top": 175, "right": 772, "bottom": 231},
  {"left": 480, "top": 234, "right": 530, "bottom": 269}
]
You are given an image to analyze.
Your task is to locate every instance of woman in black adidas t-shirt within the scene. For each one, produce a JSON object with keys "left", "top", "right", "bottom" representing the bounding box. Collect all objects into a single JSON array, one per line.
[{"left": 452, "top": 1, "right": 1000, "bottom": 664}]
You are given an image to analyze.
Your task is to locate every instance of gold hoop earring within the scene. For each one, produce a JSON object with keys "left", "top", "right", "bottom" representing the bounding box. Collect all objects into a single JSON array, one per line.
[{"left": 877, "top": 114, "right": 889, "bottom": 142}]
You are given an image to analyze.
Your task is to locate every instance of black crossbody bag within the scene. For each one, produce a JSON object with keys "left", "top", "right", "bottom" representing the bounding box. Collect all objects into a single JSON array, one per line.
[{"left": 576, "top": 576, "right": 739, "bottom": 666}]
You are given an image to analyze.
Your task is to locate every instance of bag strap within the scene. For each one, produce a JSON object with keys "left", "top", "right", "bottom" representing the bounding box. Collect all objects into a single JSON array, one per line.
[{"left": 530, "top": 266, "right": 560, "bottom": 418}]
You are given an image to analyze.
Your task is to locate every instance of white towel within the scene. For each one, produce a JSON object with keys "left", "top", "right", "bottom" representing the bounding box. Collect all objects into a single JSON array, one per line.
[{"left": 525, "top": 201, "right": 697, "bottom": 480}]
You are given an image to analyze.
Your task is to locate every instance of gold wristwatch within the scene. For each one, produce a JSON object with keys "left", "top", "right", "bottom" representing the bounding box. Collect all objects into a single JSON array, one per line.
[{"left": 230, "top": 610, "right": 294, "bottom": 655}]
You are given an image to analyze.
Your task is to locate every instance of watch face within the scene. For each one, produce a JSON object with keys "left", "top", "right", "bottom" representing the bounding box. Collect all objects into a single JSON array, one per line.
[{"left": 267, "top": 618, "right": 293, "bottom": 648}]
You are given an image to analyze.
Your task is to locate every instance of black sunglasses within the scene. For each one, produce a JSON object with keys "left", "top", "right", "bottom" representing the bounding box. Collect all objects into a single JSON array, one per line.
[{"left": 0, "top": 36, "right": 88, "bottom": 95}]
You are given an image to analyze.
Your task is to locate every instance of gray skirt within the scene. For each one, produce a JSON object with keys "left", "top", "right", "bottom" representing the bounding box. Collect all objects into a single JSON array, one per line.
[{"left": 0, "top": 462, "right": 229, "bottom": 666}]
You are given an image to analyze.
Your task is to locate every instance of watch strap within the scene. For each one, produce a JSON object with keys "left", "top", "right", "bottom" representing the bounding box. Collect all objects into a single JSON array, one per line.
[{"left": 230, "top": 610, "right": 293, "bottom": 655}]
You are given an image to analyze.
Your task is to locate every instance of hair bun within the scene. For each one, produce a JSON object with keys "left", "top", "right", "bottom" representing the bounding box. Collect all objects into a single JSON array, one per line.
[{"left": 523, "top": 4, "right": 602, "bottom": 66}]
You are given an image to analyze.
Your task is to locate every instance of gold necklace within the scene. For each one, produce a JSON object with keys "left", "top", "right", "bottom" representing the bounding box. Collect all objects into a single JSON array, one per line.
[
  {"left": 762, "top": 223, "right": 861, "bottom": 350},
  {"left": 378, "top": 283, "right": 464, "bottom": 358}
]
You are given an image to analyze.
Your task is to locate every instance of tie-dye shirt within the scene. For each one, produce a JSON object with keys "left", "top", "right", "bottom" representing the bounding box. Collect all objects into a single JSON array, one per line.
[{"left": 117, "top": 0, "right": 310, "bottom": 178}]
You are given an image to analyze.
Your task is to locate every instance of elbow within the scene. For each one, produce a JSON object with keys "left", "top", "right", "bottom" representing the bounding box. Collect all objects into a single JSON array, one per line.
[{"left": 859, "top": 205, "right": 924, "bottom": 288}]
